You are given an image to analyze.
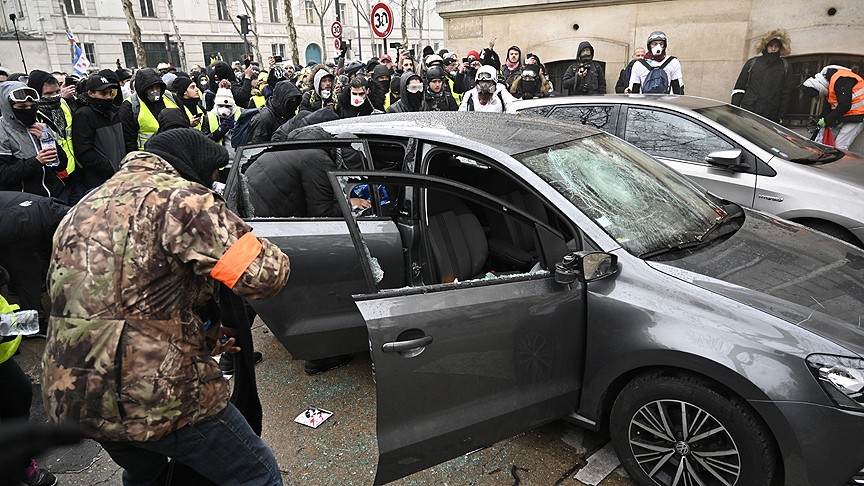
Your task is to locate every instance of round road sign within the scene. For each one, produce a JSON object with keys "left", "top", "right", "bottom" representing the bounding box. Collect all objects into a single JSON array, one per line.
[
  {"left": 370, "top": 3, "right": 393, "bottom": 38},
  {"left": 334, "top": 38, "right": 341, "bottom": 50},
  {"left": 331, "top": 21, "right": 342, "bottom": 38}
]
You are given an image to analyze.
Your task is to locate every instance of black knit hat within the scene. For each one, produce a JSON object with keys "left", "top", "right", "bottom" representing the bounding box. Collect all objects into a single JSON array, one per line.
[
  {"left": 27, "top": 69, "right": 57, "bottom": 94},
  {"left": 144, "top": 128, "right": 229, "bottom": 186},
  {"left": 116, "top": 69, "right": 133, "bottom": 82},
  {"left": 173, "top": 76, "right": 195, "bottom": 96}
]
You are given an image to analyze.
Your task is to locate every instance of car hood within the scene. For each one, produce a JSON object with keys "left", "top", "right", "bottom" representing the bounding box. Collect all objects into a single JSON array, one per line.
[
  {"left": 811, "top": 151, "right": 864, "bottom": 186},
  {"left": 646, "top": 209, "right": 864, "bottom": 355}
]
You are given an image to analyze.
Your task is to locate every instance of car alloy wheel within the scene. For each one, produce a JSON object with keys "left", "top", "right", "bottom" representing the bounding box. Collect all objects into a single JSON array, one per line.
[{"left": 610, "top": 372, "right": 776, "bottom": 486}]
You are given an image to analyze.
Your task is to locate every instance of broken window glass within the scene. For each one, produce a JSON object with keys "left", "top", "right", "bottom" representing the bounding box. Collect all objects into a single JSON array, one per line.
[
  {"left": 624, "top": 108, "right": 733, "bottom": 162},
  {"left": 549, "top": 105, "right": 617, "bottom": 134},
  {"left": 516, "top": 135, "right": 724, "bottom": 256}
]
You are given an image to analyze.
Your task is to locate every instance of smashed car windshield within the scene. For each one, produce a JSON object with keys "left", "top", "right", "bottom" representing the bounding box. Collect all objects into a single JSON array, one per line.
[
  {"left": 516, "top": 135, "right": 724, "bottom": 256},
  {"left": 695, "top": 104, "right": 843, "bottom": 163}
]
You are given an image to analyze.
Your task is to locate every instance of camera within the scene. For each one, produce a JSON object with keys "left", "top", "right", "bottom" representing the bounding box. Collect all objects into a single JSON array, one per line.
[{"left": 274, "top": 55, "right": 283, "bottom": 63}]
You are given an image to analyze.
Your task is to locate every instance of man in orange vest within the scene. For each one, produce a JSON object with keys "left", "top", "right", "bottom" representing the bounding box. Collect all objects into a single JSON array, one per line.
[{"left": 802, "top": 65, "right": 864, "bottom": 150}]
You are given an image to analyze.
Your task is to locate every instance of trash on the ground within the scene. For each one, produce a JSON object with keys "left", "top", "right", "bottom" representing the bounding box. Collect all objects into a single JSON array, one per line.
[{"left": 294, "top": 407, "right": 333, "bottom": 428}]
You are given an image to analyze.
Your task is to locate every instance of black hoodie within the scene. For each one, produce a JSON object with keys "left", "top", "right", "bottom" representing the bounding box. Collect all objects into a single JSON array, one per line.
[
  {"left": 118, "top": 68, "right": 173, "bottom": 153},
  {"left": 207, "top": 62, "right": 253, "bottom": 112},
  {"left": 369, "top": 64, "right": 392, "bottom": 111},
  {"left": 562, "top": 41, "right": 606, "bottom": 96},
  {"left": 71, "top": 93, "right": 124, "bottom": 189},
  {"left": 248, "top": 81, "right": 302, "bottom": 144},
  {"left": 386, "top": 74, "right": 423, "bottom": 113}
]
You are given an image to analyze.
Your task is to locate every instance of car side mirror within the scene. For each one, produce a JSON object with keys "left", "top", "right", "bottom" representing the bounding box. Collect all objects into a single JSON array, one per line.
[
  {"left": 554, "top": 251, "right": 618, "bottom": 285},
  {"left": 705, "top": 149, "right": 745, "bottom": 169}
]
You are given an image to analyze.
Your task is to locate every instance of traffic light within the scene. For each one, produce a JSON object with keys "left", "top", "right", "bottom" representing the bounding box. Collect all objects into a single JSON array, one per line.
[{"left": 237, "top": 15, "right": 250, "bottom": 35}]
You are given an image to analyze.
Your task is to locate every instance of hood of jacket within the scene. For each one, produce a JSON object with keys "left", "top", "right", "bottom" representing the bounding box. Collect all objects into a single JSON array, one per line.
[
  {"left": 268, "top": 81, "right": 302, "bottom": 119},
  {"left": 755, "top": 29, "right": 791, "bottom": 56},
  {"left": 313, "top": 69, "right": 334, "bottom": 98},
  {"left": 372, "top": 64, "right": 392, "bottom": 81},
  {"left": 210, "top": 62, "right": 236, "bottom": 89},
  {"left": 134, "top": 68, "right": 166, "bottom": 98},
  {"left": 0, "top": 81, "right": 40, "bottom": 160},
  {"left": 577, "top": 41, "right": 595, "bottom": 61}
]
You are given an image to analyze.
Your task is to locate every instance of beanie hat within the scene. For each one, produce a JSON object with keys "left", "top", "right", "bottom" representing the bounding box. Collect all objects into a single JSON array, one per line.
[
  {"left": 173, "top": 76, "right": 195, "bottom": 96},
  {"left": 155, "top": 108, "right": 191, "bottom": 134},
  {"left": 390, "top": 75, "right": 401, "bottom": 94},
  {"left": 116, "top": 69, "right": 133, "bottom": 82},
  {"left": 466, "top": 50, "right": 480, "bottom": 60},
  {"left": 27, "top": 70, "right": 56, "bottom": 94},
  {"left": 214, "top": 87, "right": 235, "bottom": 107},
  {"left": 162, "top": 72, "right": 177, "bottom": 90},
  {"left": 422, "top": 45, "right": 435, "bottom": 58},
  {"left": 144, "top": 128, "right": 229, "bottom": 186}
]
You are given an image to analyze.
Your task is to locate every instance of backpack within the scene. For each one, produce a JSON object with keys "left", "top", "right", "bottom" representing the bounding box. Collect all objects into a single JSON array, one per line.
[
  {"left": 231, "top": 108, "right": 259, "bottom": 148},
  {"left": 639, "top": 57, "right": 675, "bottom": 94}
]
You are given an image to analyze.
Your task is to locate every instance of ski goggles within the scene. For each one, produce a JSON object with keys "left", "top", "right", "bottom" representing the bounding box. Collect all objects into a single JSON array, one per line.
[
  {"left": 9, "top": 87, "right": 39, "bottom": 103},
  {"left": 475, "top": 71, "right": 495, "bottom": 81},
  {"left": 406, "top": 84, "right": 423, "bottom": 94}
]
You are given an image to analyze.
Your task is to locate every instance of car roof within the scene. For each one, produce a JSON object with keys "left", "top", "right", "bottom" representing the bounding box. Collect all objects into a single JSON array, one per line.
[
  {"left": 313, "top": 112, "right": 602, "bottom": 156},
  {"left": 509, "top": 94, "right": 727, "bottom": 113}
]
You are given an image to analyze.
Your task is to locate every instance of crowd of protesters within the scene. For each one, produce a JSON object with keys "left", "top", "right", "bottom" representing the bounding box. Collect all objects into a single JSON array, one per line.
[{"left": 0, "top": 25, "right": 862, "bottom": 485}]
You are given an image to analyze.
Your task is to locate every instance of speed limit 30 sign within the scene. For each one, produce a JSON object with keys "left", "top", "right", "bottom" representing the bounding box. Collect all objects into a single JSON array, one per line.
[
  {"left": 370, "top": 2, "right": 393, "bottom": 38},
  {"left": 331, "top": 21, "right": 342, "bottom": 38}
]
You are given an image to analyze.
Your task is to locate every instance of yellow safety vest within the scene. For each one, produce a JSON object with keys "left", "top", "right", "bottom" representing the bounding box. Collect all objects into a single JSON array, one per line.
[
  {"left": 251, "top": 95, "right": 266, "bottom": 108},
  {"left": 59, "top": 99, "right": 76, "bottom": 174},
  {"left": 129, "top": 93, "right": 179, "bottom": 149},
  {"left": 0, "top": 296, "right": 22, "bottom": 364},
  {"left": 183, "top": 103, "right": 206, "bottom": 131},
  {"left": 206, "top": 109, "right": 241, "bottom": 146},
  {"left": 448, "top": 77, "right": 462, "bottom": 105}
]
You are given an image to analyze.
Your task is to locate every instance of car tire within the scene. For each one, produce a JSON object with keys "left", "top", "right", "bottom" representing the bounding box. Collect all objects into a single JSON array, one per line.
[{"left": 609, "top": 372, "right": 776, "bottom": 486}]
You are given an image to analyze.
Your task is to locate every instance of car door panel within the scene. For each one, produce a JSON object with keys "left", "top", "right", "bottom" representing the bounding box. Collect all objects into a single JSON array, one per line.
[
  {"left": 660, "top": 158, "right": 758, "bottom": 207},
  {"left": 331, "top": 171, "right": 585, "bottom": 484},
  {"left": 248, "top": 218, "right": 404, "bottom": 360}
]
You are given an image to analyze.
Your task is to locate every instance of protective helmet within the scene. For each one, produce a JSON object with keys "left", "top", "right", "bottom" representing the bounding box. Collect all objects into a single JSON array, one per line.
[
  {"left": 475, "top": 65, "right": 497, "bottom": 83},
  {"left": 426, "top": 66, "right": 445, "bottom": 82},
  {"left": 344, "top": 60, "right": 366, "bottom": 77},
  {"left": 424, "top": 54, "right": 444, "bottom": 67},
  {"left": 646, "top": 31, "right": 667, "bottom": 50},
  {"left": 156, "top": 62, "right": 171, "bottom": 71}
]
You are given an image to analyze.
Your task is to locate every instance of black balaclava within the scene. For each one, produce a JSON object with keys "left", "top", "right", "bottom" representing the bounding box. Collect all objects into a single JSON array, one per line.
[
  {"left": 144, "top": 128, "right": 229, "bottom": 186},
  {"left": 390, "top": 75, "right": 401, "bottom": 101}
]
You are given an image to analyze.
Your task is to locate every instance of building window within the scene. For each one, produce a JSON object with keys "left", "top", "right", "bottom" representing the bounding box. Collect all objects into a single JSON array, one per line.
[
  {"left": 269, "top": 0, "right": 280, "bottom": 22},
  {"left": 82, "top": 42, "right": 96, "bottom": 63},
  {"left": 411, "top": 9, "right": 417, "bottom": 28},
  {"left": 202, "top": 42, "right": 247, "bottom": 65},
  {"left": 64, "top": 0, "right": 84, "bottom": 15},
  {"left": 271, "top": 43, "right": 286, "bottom": 58},
  {"left": 305, "top": 1, "right": 315, "bottom": 24},
  {"left": 217, "top": 0, "right": 230, "bottom": 21},
  {"left": 338, "top": 4, "right": 346, "bottom": 22},
  {"left": 122, "top": 42, "right": 180, "bottom": 68},
  {"left": 140, "top": 0, "right": 156, "bottom": 17}
]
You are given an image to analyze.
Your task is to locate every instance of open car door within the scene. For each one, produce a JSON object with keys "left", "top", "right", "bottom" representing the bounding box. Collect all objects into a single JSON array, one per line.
[
  {"left": 222, "top": 141, "right": 404, "bottom": 360},
  {"left": 331, "top": 171, "right": 588, "bottom": 484}
]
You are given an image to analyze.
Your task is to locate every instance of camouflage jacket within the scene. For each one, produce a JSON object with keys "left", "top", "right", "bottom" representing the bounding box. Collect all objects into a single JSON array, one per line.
[{"left": 42, "top": 152, "right": 290, "bottom": 442}]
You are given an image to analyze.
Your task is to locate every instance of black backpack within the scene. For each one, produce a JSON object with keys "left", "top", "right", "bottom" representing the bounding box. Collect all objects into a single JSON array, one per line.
[
  {"left": 231, "top": 108, "right": 260, "bottom": 148},
  {"left": 639, "top": 57, "right": 675, "bottom": 94}
]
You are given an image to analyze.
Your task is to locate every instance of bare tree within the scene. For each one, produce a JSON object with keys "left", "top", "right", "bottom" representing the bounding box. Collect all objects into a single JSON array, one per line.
[
  {"left": 165, "top": 0, "right": 188, "bottom": 70},
  {"left": 57, "top": 0, "right": 75, "bottom": 63},
  {"left": 239, "top": 0, "right": 264, "bottom": 62},
  {"left": 120, "top": 0, "right": 147, "bottom": 68},
  {"left": 407, "top": 0, "right": 425, "bottom": 47},
  {"left": 282, "top": 0, "right": 300, "bottom": 65},
  {"left": 309, "top": 0, "right": 335, "bottom": 62},
  {"left": 400, "top": 0, "right": 407, "bottom": 51},
  {"left": 348, "top": 0, "right": 375, "bottom": 55}
]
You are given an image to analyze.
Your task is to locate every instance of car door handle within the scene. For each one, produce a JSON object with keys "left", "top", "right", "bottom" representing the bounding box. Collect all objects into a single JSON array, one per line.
[{"left": 382, "top": 335, "right": 433, "bottom": 353}]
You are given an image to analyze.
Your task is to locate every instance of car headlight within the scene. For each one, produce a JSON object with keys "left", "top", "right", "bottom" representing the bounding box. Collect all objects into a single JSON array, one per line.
[{"left": 807, "top": 354, "right": 864, "bottom": 410}]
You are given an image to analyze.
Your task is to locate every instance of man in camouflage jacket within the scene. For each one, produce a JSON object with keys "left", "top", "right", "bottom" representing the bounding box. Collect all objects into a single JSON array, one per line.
[{"left": 41, "top": 129, "right": 290, "bottom": 485}]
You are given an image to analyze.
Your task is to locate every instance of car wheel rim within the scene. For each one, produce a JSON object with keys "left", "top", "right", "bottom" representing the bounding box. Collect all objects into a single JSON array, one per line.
[{"left": 628, "top": 399, "right": 741, "bottom": 486}]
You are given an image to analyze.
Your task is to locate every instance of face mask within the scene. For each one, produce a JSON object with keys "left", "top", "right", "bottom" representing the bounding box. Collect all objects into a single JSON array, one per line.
[
  {"left": 351, "top": 94, "right": 365, "bottom": 106},
  {"left": 652, "top": 44, "right": 664, "bottom": 56},
  {"left": 217, "top": 106, "right": 233, "bottom": 118},
  {"left": 320, "top": 89, "right": 331, "bottom": 98},
  {"left": 521, "top": 80, "right": 538, "bottom": 93},
  {"left": 12, "top": 107, "right": 37, "bottom": 127},
  {"left": 121, "top": 84, "right": 132, "bottom": 99},
  {"left": 39, "top": 95, "right": 61, "bottom": 111},
  {"left": 147, "top": 90, "right": 161, "bottom": 102},
  {"left": 477, "top": 81, "right": 496, "bottom": 94}
]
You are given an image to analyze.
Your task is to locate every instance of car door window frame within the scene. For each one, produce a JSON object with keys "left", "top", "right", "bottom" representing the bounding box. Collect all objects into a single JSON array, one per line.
[
  {"left": 329, "top": 170, "right": 572, "bottom": 296},
  {"left": 620, "top": 105, "right": 760, "bottom": 175}
]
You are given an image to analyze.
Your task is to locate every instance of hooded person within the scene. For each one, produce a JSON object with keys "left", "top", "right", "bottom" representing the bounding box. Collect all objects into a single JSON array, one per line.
[
  {"left": 27, "top": 70, "right": 77, "bottom": 184},
  {"left": 72, "top": 72, "right": 125, "bottom": 190},
  {"left": 509, "top": 64, "right": 546, "bottom": 100},
  {"left": 802, "top": 64, "right": 864, "bottom": 150},
  {"left": 155, "top": 108, "right": 192, "bottom": 134},
  {"left": 300, "top": 69, "right": 337, "bottom": 112},
  {"left": 562, "top": 41, "right": 606, "bottom": 96},
  {"left": 0, "top": 82, "right": 66, "bottom": 198},
  {"left": 247, "top": 80, "right": 302, "bottom": 144},
  {"left": 421, "top": 67, "right": 458, "bottom": 111},
  {"left": 369, "top": 64, "right": 392, "bottom": 111},
  {"left": 118, "top": 68, "right": 180, "bottom": 153},
  {"left": 43, "top": 127, "right": 289, "bottom": 485},
  {"left": 386, "top": 73, "right": 424, "bottom": 113},
  {"left": 629, "top": 31, "right": 684, "bottom": 94},
  {"left": 458, "top": 65, "right": 516, "bottom": 113},
  {"left": 337, "top": 76, "right": 377, "bottom": 118},
  {"left": 501, "top": 45, "right": 523, "bottom": 89},
  {"left": 730, "top": 29, "right": 794, "bottom": 123},
  {"left": 207, "top": 61, "right": 253, "bottom": 112},
  {"left": 173, "top": 76, "right": 208, "bottom": 132}
]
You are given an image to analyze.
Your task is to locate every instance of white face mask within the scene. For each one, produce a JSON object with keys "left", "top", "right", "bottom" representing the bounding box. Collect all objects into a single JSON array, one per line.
[
  {"left": 217, "top": 106, "right": 233, "bottom": 118},
  {"left": 121, "top": 84, "right": 132, "bottom": 99},
  {"left": 320, "top": 89, "right": 331, "bottom": 98},
  {"left": 351, "top": 94, "right": 365, "bottom": 106},
  {"left": 651, "top": 44, "right": 664, "bottom": 56}
]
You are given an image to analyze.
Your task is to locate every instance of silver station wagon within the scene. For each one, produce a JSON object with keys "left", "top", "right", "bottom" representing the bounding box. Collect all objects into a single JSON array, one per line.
[
  {"left": 224, "top": 113, "right": 864, "bottom": 485},
  {"left": 509, "top": 94, "right": 864, "bottom": 247}
]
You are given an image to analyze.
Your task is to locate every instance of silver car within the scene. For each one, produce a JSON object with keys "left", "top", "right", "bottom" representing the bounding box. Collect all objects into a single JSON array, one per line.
[{"left": 509, "top": 95, "right": 864, "bottom": 246}]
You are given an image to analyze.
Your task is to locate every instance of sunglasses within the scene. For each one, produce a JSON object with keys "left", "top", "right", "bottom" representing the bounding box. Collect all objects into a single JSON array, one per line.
[{"left": 9, "top": 87, "right": 39, "bottom": 103}]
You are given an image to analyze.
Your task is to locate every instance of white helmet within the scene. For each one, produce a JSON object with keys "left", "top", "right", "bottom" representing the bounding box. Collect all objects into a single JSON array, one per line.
[{"left": 475, "top": 65, "right": 497, "bottom": 82}]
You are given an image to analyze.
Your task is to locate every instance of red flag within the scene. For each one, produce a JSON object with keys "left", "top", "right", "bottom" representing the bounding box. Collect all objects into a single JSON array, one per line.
[{"left": 822, "top": 127, "right": 836, "bottom": 147}]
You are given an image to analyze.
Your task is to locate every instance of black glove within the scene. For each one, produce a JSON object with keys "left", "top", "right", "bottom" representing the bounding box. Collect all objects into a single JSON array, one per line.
[{"left": 219, "top": 116, "right": 235, "bottom": 133}]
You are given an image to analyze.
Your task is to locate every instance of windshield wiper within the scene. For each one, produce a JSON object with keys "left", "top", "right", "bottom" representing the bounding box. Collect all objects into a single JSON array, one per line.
[{"left": 639, "top": 204, "right": 744, "bottom": 260}]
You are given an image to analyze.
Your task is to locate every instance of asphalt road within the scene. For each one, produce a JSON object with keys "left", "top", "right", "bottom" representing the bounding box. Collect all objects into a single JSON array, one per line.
[{"left": 18, "top": 322, "right": 636, "bottom": 485}]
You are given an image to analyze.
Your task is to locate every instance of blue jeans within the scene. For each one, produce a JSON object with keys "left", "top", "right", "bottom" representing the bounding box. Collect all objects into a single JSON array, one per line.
[{"left": 99, "top": 403, "right": 283, "bottom": 486}]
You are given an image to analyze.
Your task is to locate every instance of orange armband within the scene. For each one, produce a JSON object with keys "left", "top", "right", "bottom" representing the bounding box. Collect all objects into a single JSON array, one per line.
[{"left": 210, "top": 232, "right": 263, "bottom": 289}]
